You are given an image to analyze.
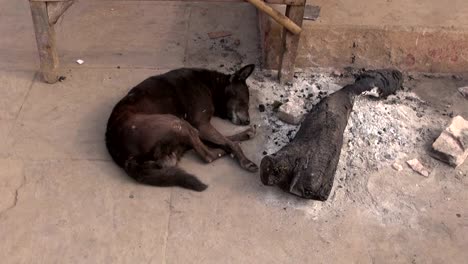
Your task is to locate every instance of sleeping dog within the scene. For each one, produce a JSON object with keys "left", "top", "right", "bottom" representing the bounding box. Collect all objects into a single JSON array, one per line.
[{"left": 105, "top": 65, "right": 257, "bottom": 191}]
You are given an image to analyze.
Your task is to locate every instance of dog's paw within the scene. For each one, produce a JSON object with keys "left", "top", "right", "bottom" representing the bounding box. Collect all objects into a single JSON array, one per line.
[
  {"left": 204, "top": 157, "right": 214, "bottom": 163},
  {"left": 209, "top": 148, "right": 226, "bottom": 160},
  {"left": 246, "top": 125, "right": 257, "bottom": 139},
  {"left": 241, "top": 160, "right": 259, "bottom": 172}
]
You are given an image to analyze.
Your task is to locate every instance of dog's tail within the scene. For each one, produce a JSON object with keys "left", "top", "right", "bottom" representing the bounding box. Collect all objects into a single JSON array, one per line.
[{"left": 124, "top": 158, "right": 208, "bottom": 192}]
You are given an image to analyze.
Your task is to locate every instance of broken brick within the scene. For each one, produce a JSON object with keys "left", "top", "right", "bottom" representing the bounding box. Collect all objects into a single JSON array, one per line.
[
  {"left": 431, "top": 115, "right": 468, "bottom": 167},
  {"left": 406, "top": 159, "right": 430, "bottom": 177},
  {"left": 458, "top": 86, "right": 468, "bottom": 98},
  {"left": 392, "top": 163, "right": 403, "bottom": 172},
  {"left": 277, "top": 99, "right": 305, "bottom": 125}
]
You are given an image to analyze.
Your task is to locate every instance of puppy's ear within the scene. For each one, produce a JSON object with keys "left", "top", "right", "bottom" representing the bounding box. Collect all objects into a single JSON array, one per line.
[{"left": 231, "top": 64, "right": 255, "bottom": 82}]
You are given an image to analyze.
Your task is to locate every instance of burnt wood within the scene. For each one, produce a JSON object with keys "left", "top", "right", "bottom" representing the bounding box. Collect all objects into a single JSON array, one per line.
[{"left": 260, "top": 69, "right": 404, "bottom": 200}]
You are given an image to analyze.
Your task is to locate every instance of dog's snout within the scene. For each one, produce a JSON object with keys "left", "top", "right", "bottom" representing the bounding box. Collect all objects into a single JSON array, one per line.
[{"left": 239, "top": 117, "right": 250, "bottom": 125}]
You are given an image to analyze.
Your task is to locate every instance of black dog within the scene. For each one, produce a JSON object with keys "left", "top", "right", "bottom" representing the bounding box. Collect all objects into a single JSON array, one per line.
[{"left": 105, "top": 65, "right": 257, "bottom": 191}]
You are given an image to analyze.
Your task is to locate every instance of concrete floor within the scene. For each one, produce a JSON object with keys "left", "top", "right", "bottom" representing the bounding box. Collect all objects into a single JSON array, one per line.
[{"left": 1, "top": 1, "right": 467, "bottom": 263}]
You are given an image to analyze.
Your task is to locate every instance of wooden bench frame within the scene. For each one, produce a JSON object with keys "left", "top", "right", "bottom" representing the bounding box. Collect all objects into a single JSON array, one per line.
[{"left": 29, "top": 0, "right": 305, "bottom": 84}]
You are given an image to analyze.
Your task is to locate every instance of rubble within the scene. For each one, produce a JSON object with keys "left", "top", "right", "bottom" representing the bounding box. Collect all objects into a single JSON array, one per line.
[
  {"left": 392, "top": 163, "right": 403, "bottom": 171},
  {"left": 271, "top": 101, "right": 283, "bottom": 111},
  {"left": 344, "top": 94, "right": 439, "bottom": 171},
  {"left": 430, "top": 115, "right": 468, "bottom": 167},
  {"left": 258, "top": 104, "right": 266, "bottom": 112},
  {"left": 277, "top": 98, "right": 305, "bottom": 125},
  {"left": 249, "top": 70, "right": 447, "bottom": 164},
  {"left": 406, "top": 159, "right": 430, "bottom": 177},
  {"left": 249, "top": 71, "right": 340, "bottom": 154},
  {"left": 250, "top": 69, "right": 465, "bottom": 220},
  {"left": 458, "top": 86, "right": 468, "bottom": 98},
  {"left": 331, "top": 70, "right": 343, "bottom": 77}
]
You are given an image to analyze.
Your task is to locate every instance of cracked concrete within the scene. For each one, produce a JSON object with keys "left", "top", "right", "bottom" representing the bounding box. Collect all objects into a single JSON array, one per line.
[
  {"left": 0, "top": 0, "right": 467, "bottom": 263},
  {"left": 0, "top": 159, "right": 25, "bottom": 217}
]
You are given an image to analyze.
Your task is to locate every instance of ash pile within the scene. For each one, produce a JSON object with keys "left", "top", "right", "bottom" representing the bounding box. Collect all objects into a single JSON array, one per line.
[{"left": 248, "top": 70, "right": 463, "bottom": 180}]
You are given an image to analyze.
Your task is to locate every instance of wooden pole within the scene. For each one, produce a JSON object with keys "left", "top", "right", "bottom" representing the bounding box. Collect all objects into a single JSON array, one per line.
[
  {"left": 278, "top": 5, "right": 305, "bottom": 84},
  {"left": 48, "top": 1, "right": 74, "bottom": 25},
  {"left": 30, "top": 1, "right": 60, "bottom": 83},
  {"left": 245, "top": 0, "right": 302, "bottom": 35}
]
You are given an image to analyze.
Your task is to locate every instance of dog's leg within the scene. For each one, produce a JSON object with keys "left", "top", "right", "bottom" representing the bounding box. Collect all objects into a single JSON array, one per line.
[
  {"left": 226, "top": 125, "right": 256, "bottom": 142},
  {"left": 206, "top": 146, "right": 227, "bottom": 158},
  {"left": 183, "top": 122, "right": 226, "bottom": 163},
  {"left": 197, "top": 123, "right": 258, "bottom": 172},
  {"left": 202, "top": 125, "right": 255, "bottom": 150}
]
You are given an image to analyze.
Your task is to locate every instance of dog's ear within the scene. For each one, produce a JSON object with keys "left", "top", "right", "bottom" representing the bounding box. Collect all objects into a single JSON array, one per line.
[{"left": 231, "top": 64, "right": 255, "bottom": 82}]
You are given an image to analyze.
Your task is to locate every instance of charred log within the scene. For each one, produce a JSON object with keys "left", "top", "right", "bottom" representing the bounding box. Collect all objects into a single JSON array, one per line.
[{"left": 260, "top": 69, "right": 404, "bottom": 201}]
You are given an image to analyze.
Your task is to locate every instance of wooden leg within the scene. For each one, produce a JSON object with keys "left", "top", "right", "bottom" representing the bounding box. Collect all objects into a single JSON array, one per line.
[
  {"left": 30, "top": 1, "right": 60, "bottom": 84},
  {"left": 47, "top": 1, "right": 74, "bottom": 25},
  {"left": 278, "top": 5, "right": 305, "bottom": 84},
  {"left": 258, "top": 10, "right": 270, "bottom": 68}
]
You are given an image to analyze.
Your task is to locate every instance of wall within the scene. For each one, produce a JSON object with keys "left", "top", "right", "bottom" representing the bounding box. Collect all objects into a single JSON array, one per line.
[{"left": 261, "top": 0, "right": 468, "bottom": 72}]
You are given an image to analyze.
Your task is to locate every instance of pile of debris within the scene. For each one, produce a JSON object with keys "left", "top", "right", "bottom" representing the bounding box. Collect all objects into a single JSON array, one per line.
[
  {"left": 250, "top": 72, "right": 342, "bottom": 155},
  {"left": 248, "top": 70, "right": 467, "bottom": 189}
]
